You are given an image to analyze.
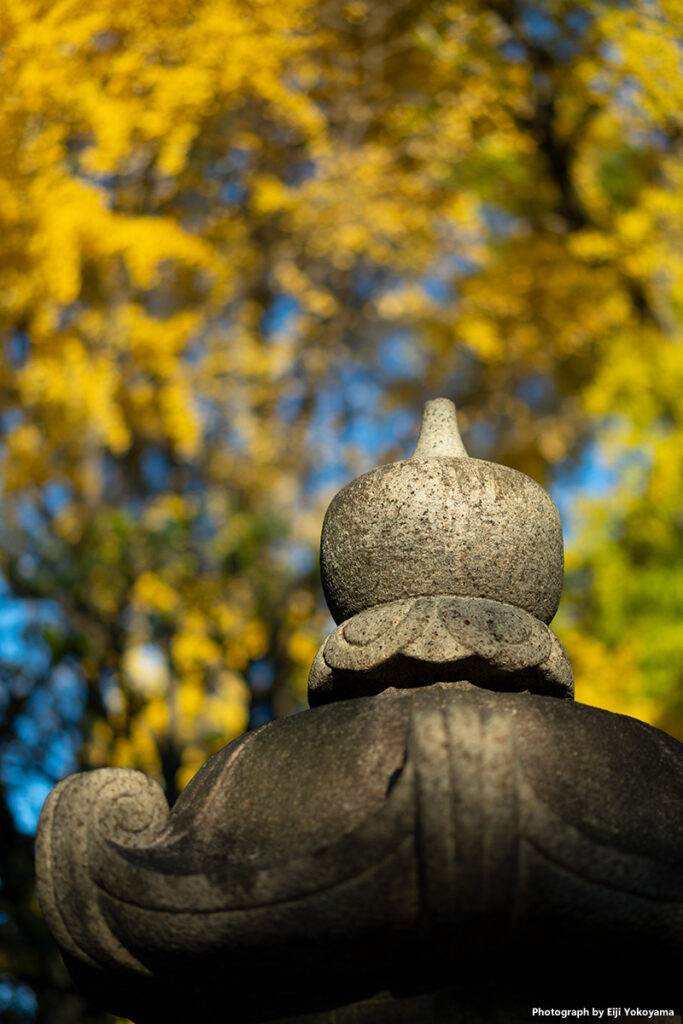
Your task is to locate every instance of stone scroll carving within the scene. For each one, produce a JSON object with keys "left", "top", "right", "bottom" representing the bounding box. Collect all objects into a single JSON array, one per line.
[
  {"left": 36, "top": 686, "right": 683, "bottom": 1020},
  {"left": 308, "top": 595, "right": 574, "bottom": 705},
  {"left": 35, "top": 399, "right": 683, "bottom": 1024}
]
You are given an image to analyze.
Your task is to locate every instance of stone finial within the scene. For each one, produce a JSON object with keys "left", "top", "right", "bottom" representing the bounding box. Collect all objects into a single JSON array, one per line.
[
  {"left": 311, "top": 397, "right": 572, "bottom": 705},
  {"left": 319, "top": 397, "right": 564, "bottom": 625},
  {"left": 411, "top": 398, "right": 468, "bottom": 459}
]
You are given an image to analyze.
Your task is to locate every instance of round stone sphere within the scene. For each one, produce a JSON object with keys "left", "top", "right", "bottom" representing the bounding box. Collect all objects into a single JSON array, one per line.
[{"left": 320, "top": 456, "right": 564, "bottom": 626}]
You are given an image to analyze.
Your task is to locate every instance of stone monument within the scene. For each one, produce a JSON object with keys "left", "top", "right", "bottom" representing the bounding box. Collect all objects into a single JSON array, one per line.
[{"left": 36, "top": 400, "right": 683, "bottom": 1022}]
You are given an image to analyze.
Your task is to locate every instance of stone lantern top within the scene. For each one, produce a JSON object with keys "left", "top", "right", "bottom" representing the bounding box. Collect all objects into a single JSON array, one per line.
[
  {"left": 35, "top": 396, "right": 683, "bottom": 1024},
  {"left": 311, "top": 397, "right": 572, "bottom": 706}
]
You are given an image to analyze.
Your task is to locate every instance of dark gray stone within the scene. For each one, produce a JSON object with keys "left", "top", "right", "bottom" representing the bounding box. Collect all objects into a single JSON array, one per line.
[{"left": 36, "top": 685, "right": 683, "bottom": 1023}]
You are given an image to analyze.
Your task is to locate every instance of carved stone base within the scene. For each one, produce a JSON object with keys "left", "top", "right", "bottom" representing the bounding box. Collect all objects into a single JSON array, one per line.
[
  {"left": 309, "top": 597, "right": 573, "bottom": 706},
  {"left": 36, "top": 684, "right": 683, "bottom": 1023}
]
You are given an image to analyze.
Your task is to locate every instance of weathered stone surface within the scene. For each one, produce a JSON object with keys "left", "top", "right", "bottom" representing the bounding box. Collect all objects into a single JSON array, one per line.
[
  {"left": 320, "top": 455, "right": 564, "bottom": 627},
  {"left": 35, "top": 398, "right": 683, "bottom": 1023},
  {"left": 36, "top": 684, "right": 683, "bottom": 1023},
  {"left": 412, "top": 396, "right": 468, "bottom": 458},
  {"left": 308, "top": 595, "right": 573, "bottom": 706}
]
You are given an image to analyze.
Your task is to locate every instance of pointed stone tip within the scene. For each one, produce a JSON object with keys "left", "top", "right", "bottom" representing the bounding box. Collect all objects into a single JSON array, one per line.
[{"left": 411, "top": 398, "right": 468, "bottom": 459}]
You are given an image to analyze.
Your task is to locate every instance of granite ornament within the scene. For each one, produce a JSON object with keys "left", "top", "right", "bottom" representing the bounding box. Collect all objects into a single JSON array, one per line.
[
  {"left": 312, "top": 399, "right": 572, "bottom": 705},
  {"left": 35, "top": 398, "right": 683, "bottom": 1024},
  {"left": 320, "top": 399, "right": 564, "bottom": 625}
]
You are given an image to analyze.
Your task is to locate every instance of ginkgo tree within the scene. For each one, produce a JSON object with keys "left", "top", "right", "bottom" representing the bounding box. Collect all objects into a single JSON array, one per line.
[{"left": 1, "top": 0, "right": 683, "bottom": 1020}]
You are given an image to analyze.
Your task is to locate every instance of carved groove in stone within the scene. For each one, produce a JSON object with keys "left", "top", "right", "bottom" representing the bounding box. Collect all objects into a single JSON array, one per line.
[
  {"left": 36, "top": 739, "right": 417, "bottom": 981},
  {"left": 308, "top": 596, "right": 573, "bottom": 706}
]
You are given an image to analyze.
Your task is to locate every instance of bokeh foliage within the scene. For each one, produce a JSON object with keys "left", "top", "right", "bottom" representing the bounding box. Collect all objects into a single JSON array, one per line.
[{"left": 1, "top": 0, "right": 683, "bottom": 1019}]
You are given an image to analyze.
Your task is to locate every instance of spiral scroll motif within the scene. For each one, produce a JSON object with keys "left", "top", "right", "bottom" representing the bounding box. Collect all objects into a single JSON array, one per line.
[{"left": 36, "top": 768, "right": 170, "bottom": 975}]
